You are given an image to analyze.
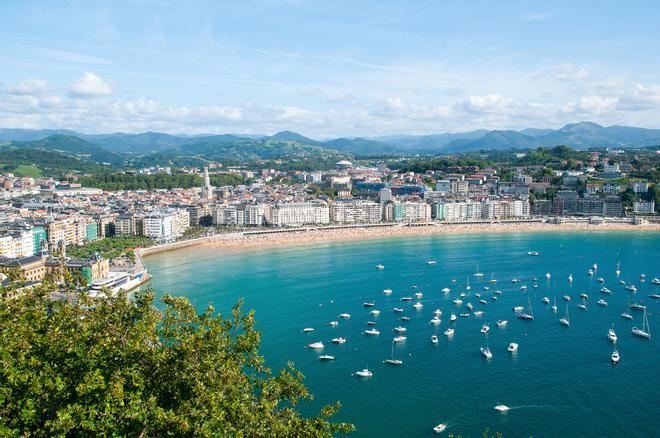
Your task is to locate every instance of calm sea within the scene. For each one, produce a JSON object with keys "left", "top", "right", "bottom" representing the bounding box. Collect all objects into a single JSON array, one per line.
[{"left": 144, "top": 232, "right": 660, "bottom": 437}]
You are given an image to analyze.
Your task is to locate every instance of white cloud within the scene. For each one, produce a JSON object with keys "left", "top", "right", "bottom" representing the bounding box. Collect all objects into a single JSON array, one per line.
[
  {"left": 6, "top": 79, "right": 50, "bottom": 96},
  {"left": 553, "top": 63, "right": 589, "bottom": 81},
  {"left": 68, "top": 72, "right": 113, "bottom": 98},
  {"left": 576, "top": 95, "right": 619, "bottom": 114}
]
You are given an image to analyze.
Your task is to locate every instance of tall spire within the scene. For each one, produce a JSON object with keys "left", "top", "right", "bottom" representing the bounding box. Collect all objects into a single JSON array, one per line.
[{"left": 201, "top": 166, "right": 213, "bottom": 201}]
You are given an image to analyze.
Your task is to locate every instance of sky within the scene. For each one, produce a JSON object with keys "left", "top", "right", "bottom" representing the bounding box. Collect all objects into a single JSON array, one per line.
[{"left": 1, "top": 0, "right": 659, "bottom": 138}]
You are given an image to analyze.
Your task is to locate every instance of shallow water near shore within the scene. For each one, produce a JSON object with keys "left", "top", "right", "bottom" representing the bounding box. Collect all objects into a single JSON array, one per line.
[{"left": 144, "top": 231, "right": 660, "bottom": 437}]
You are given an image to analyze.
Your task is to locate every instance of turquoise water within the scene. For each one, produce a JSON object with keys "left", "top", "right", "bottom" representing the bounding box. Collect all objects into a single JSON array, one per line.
[{"left": 144, "top": 232, "right": 660, "bottom": 437}]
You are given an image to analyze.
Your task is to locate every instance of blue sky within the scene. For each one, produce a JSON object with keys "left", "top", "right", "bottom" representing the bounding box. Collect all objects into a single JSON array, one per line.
[{"left": 1, "top": 0, "right": 659, "bottom": 137}]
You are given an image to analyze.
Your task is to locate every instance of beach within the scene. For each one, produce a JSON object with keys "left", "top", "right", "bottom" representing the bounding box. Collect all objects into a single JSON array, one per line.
[{"left": 196, "top": 221, "right": 660, "bottom": 253}]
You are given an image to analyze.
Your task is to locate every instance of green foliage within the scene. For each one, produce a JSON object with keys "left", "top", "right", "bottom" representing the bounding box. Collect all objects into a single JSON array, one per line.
[
  {"left": 394, "top": 156, "right": 491, "bottom": 173},
  {"left": 0, "top": 149, "right": 112, "bottom": 177},
  {"left": 0, "top": 163, "right": 43, "bottom": 178},
  {"left": 66, "top": 236, "right": 153, "bottom": 260},
  {"left": 0, "top": 287, "right": 353, "bottom": 436},
  {"left": 308, "top": 184, "right": 338, "bottom": 198},
  {"left": 182, "top": 226, "right": 207, "bottom": 238},
  {"left": 515, "top": 145, "right": 591, "bottom": 167},
  {"left": 78, "top": 172, "right": 244, "bottom": 191}
]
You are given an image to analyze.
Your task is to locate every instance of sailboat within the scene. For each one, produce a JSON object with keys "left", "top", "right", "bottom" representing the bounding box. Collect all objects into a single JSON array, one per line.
[
  {"left": 616, "top": 261, "right": 621, "bottom": 276},
  {"left": 560, "top": 303, "right": 570, "bottom": 327},
  {"left": 632, "top": 309, "right": 651, "bottom": 339},
  {"left": 621, "top": 295, "right": 634, "bottom": 320},
  {"left": 473, "top": 263, "right": 484, "bottom": 277},
  {"left": 466, "top": 276, "right": 471, "bottom": 291},
  {"left": 517, "top": 297, "right": 534, "bottom": 320},
  {"left": 489, "top": 272, "right": 497, "bottom": 284},
  {"left": 577, "top": 297, "right": 587, "bottom": 311},
  {"left": 384, "top": 340, "right": 403, "bottom": 365},
  {"left": 551, "top": 294, "right": 558, "bottom": 313}
]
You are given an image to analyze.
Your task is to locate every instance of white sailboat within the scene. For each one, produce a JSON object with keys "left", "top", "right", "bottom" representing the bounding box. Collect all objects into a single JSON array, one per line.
[
  {"left": 568, "top": 273, "right": 573, "bottom": 283},
  {"left": 551, "top": 294, "right": 558, "bottom": 313},
  {"left": 632, "top": 309, "right": 651, "bottom": 339},
  {"left": 560, "top": 303, "right": 570, "bottom": 327},
  {"left": 616, "top": 261, "right": 621, "bottom": 276},
  {"left": 621, "top": 296, "right": 633, "bottom": 320},
  {"left": 480, "top": 347, "right": 493, "bottom": 359},
  {"left": 384, "top": 340, "right": 404, "bottom": 365},
  {"left": 490, "top": 272, "right": 497, "bottom": 284},
  {"left": 517, "top": 297, "right": 534, "bottom": 320},
  {"left": 473, "top": 263, "right": 484, "bottom": 277}
]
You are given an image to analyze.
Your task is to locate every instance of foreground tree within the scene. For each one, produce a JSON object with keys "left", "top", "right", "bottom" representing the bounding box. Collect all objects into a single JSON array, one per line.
[{"left": 0, "top": 287, "right": 354, "bottom": 436}]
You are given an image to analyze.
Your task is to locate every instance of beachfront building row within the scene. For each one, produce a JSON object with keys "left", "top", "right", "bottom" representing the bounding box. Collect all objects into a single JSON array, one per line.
[{"left": 432, "top": 199, "right": 529, "bottom": 221}]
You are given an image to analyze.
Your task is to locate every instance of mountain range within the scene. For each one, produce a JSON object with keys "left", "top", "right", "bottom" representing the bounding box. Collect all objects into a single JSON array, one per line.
[{"left": 1, "top": 122, "right": 659, "bottom": 166}]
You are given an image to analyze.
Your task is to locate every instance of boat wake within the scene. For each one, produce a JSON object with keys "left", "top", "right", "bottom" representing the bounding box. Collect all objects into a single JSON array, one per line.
[{"left": 504, "top": 404, "right": 559, "bottom": 411}]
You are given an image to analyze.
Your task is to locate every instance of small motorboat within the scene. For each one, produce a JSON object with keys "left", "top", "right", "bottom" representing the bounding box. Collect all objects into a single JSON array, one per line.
[
  {"left": 494, "top": 404, "right": 510, "bottom": 412},
  {"left": 491, "top": 295, "right": 498, "bottom": 301},
  {"left": 338, "top": 313, "right": 351, "bottom": 319},
  {"left": 426, "top": 259, "right": 437, "bottom": 265},
  {"left": 384, "top": 358, "right": 403, "bottom": 365},
  {"left": 596, "top": 277, "right": 605, "bottom": 283},
  {"left": 481, "top": 347, "right": 493, "bottom": 359},
  {"left": 507, "top": 342, "right": 519, "bottom": 352},
  {"left": 307, "top": 342, "right": 324, "bottom": 349},
  {"left": 363, "top": 329, "right": 380, "bottom": 336},
  {"left": 433, "top": 423, "right": 447, "bottom": 434},
  {"left": 480, "top": 323, "right": 490, "bottom": 334},
  {"left": 400, "top": 316, "right": 411, "bottom": 321},
  {"left": 449, "top": 313, "right": 457, "bottom": 322},
  {"left": 459, "top": 313, "right": 470, "bottom": 318},
  {"left": 363, "top": 302, "right": 375, "bottom": 307},
  {"left": 431, "top": 335, "right": 439, "bottom": 344},
  {"left": 542, "top": 297, "right": 550, "bottom": 304},
  {"left": 319, "top": 355, "right": 335, "bottom": 361},
  {"left": 401, "top": 297, "right": 413, "bottom": 302},
  {"left": 442, "top": 287, "right": 451, "bottom": 293},
  {"left": 414, "top": 292, "right": 423, "bottom": 299},
  {"left": 620, "top": 311, "right": 633, "bottom": 320},
  {"left": 600, "top": 287, "right": 612, "bottom": 294},
  {"left": 393, "top": 335, "right": 407, "bottom": 343},
  {"left": 444, "top": 328, "right": 455, "bottom": 336},
  {"left": 579, "top": 293, "right": 589, "bottom": 299},
  {"left": 494, "top": 290, "right": 503, "bottom": 295},
  {"left": 383, "top": 288, "right": 393, "bottom": 295},
  {"left": 496, "top": 320, "right": 508, "bottom": 328},
  {"left": 393, "top": 326, "right": 407, "bottom": 333},
  {"left": 303, "top": 327, "right": 315, "bottom": 333},
  {"left": 545, "top": 272, "right": 551, "bottom": 279},
  {"left": 607, "top": 327, "right": 617, "bottom": 343},
  {"left": 611, "top": 350, "right": 620, "bottom": 364},
  {"left": 520, "top": 285, "right": 528, "bottom": 291},
  {"left": 512, "top": 306, "right": 524, "bottom": 312},
  {"left": 597, "top": 299, "right": 608, "bottom": 307},
  {"left": 413, "top": 302, "right": 424, "bottom": 310},
  {"left": 649, "top": 294, "right": 660, "bottom": 299},
  {"left": 453, "top": 298, "right": 463, "bottom": 305},
  {"left": 332, "top": 337, "right": 346, "bottom": 344},
  {"left": 393, "top": 307, "right": 404, "bottom": 313},
  {"left": 430, "top": 317, "right": 441, "bottom": 325},
  {"left": 329, "top": 321, "right": 339, "bottom": 327},
  {"left": 652, "top": 277, "right": 660, "bottom": 285},
  {"left": 466, "top": 302, "right": 474, "bottom": 311},
  {"left": 366, "top": 321, "right": 377, "bottom": 325},
  {"left": 473, "top": 310, "right": 484, "bottom": 316},
  {"left": 355, "top": 368, "right": 372, "bottom": 377},
  {"left": 563, "top": 295, "right": 571, "bottom": 302},
  {"left": 376, "top": 264, "right": 385, "bottom": 270},
  {"left": 370, "top": 309, "right": 381, "bottom": 316},
  {"left": 479, "top": 299, "right": 488, "bottom": 305},
  {"left": 434, "top": 309, "right": 442, "bottom": 316},
  {"left": 528, "top": 251, "right": 539, "bottom": 256}
]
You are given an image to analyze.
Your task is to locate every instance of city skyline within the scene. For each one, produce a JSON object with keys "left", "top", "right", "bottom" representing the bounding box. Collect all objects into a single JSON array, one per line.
[{"left": 1, "top": 1, "right": 660, "bottom": 137}]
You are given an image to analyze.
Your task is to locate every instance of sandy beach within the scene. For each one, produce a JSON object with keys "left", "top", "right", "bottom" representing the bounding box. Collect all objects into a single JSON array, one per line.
[{"left": 194, "top": 221, "right": 660, "bottom": 253}]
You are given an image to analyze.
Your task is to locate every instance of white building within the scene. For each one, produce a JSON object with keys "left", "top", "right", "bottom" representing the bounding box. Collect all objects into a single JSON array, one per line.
[
  {"left": 144, "top": 208, "right": 187, "bottom": 240},
  {"left": 0, "top": 229, "right": 34, "bottom": 258},
  {"left": 269, "top": 201, "right": 330, "bottom": 226},
  {"left": 330, "top": 200, "right": 381, "bottom": 223},
  {"left": 633, "top": 201, "right": 655, "bottom": 214}
]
